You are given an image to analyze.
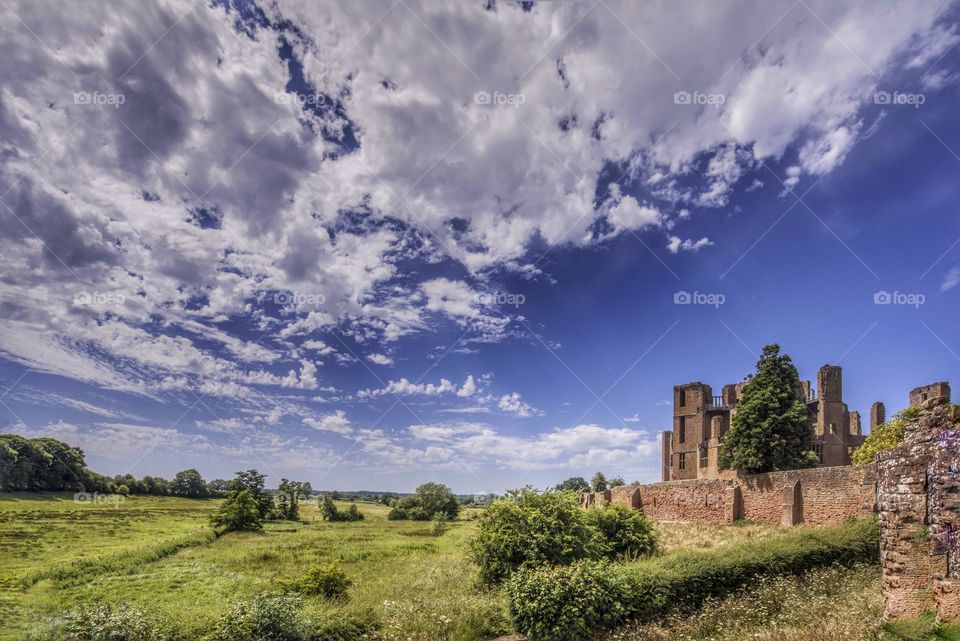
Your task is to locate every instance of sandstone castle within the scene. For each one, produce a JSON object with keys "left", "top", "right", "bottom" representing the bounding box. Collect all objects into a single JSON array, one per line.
[
  {"left": 584, "top": 373, "right": 958, "bottom": 623},
  {"left": 661, "top": 364, "right": 915, "bottom": 481}
]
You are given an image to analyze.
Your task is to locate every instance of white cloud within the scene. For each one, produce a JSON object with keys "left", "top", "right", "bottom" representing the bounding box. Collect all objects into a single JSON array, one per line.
[
  {"left": 281, "top": 360, "right": 320, "bottom": 390},
  {"left": 941, "top": 266, "right": 960, "bottom": 293},
  {"left": 498, "top": 392, "right": 542, "bottom": 417},
  {"left": 667, "top": 236, "right": 713, "bottom": 254},
  {"left": 303, "top": 410, "right": 352, "bottom": 436},
  {"left": 404, "top": 421, "right": 658, "bottom": 474},
  {"left": 367, "top": 353, "right": 394, "bottom": 366},
  {"left": 456, "top": 374, "right": 477, "bottom": 398}
]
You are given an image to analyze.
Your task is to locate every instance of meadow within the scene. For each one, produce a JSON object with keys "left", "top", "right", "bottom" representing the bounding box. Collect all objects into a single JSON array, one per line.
[{"left": 0, "top": 493, "right": 946, "bottom": 641}]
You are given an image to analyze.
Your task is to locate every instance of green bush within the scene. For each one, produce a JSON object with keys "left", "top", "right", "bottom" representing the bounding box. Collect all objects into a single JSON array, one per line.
[
  {"left": 211, "top": 489, "right": 262, "bottom": 533},
  {"left": 431, "top": 513, "right": 449, "bottom": 537},
  {"left": 386, "top": 506, "right": 407, "bottom": 520},
  {"left": 63, "top": 603, "right": 160, "bottom": 641},
  {"left": 470, "top": 489, "right": 602, "bottom": 585},
  {"left": 470, "top": 489, "right": 658, "bottom": 585},
  {"left": 319, "top": 495, "right": 364, "bottom": 522},
  {"left": 206, "top": 593, "right": 309, "bottom": 641},
  {"left": 507, "top": 518, "right": 880, "bottom": 641},
  {"left": 851, "top": 407, "right": 919, "bottom": 465},
  {"left": 583, "top": 505, "right": 657, "bottom": 560},
  {"left": 507, "top": 560, "right": 629, "bottom": 641},
  {"left": 289, "top": 563, "right": 352, "bottom": 600}
]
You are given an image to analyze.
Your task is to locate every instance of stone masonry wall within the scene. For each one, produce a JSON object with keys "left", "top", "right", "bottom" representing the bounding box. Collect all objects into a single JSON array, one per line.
[
  {"left": 877, "top": 403, "right": 960, "bottom": 623},
  {"left": 584, "top": 464, "right": 874, "bottom": 526}
]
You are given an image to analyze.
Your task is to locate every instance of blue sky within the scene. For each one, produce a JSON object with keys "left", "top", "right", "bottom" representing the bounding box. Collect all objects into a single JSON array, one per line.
[{"left": 1, "top": 0, "right": 958, "bottom": 493}]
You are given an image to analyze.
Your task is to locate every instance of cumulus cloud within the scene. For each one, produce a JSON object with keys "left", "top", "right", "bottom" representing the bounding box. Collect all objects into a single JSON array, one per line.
[
  {"left": 303, "top": 410, "right": 352, "bottom": 436},
  {"left": 358, "top": 374, "right": 477, "bottom": 399},
  {"left": 367, "top": 353, "right": 394, "bottom": 366},
  {"left": 667, "top": 236, "right": 713, "bottom": 254},
  {"left": 497, "top": 392, "right": 542, "bottom": 417}
]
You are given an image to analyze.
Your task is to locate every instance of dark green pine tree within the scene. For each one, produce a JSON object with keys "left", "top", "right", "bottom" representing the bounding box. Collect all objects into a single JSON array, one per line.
[{"left": 719, "top": 344, "right": 819, "bottom": 473}]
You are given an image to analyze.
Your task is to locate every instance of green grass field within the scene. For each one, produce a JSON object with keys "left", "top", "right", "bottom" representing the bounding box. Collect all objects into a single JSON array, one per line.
[
  {"left": 4, "top": 494, "right": 942, "bottom": 641},
  {"left": 0, "top": 493, "right": 506, "bottom": 641}
]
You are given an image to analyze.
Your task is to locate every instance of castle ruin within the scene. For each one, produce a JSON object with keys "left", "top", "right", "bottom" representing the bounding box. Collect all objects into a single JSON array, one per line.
[{"left": 662, "top": 364, "right": 869, "bottom": 481}]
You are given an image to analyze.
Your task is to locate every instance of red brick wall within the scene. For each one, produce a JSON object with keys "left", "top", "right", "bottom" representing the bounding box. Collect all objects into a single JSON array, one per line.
[{"left": 584, "top": 464, "right": 876, "bottom": 526}]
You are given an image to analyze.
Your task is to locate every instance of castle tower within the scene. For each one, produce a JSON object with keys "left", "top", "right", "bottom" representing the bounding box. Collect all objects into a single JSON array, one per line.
[
  {"left": 850, "top": 411, "right": 862, "bottom": 437},
  {"left": 815, "top": 365, "right": 851, "bottom": 466},
  {"left": 870, "top": 401, "right": 886, "bottom": 431},
  {"left": 909, "top": 382, "right": 951, "bottom": 408}
]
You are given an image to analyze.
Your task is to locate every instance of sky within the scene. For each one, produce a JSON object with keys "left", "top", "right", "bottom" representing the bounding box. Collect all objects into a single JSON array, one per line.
[{"left": 1, "top": 0, "right": 959, "bottom": 494}]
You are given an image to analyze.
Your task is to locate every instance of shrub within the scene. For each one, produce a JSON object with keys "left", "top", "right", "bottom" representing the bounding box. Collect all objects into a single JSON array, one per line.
[
  {"left": 116, "top": 484, "right": 130, "bottom": 497},
  {"left": 470, "top": 489, "right": 603, "bottom": 585},
  {"left": 508, "top": 560, "right": 629, "bottom": 641},
  {"left": 506, "top": 518, "right": 880, "bottom": 641},
  {"left": 206, "top": 593, "right": 309, "bottom": 641},
  {"left": 851, "top": 408, "right": 915, "bottom": 465},
  {"left": 63, "top": 603, "right": 160, "bottom": 641},
  {"left": 211, "top": 489, "right": 262, "bottom": 533},
  {"left": 387, "top": 506, "right": 407, "bottom": 520},
  {"left": 319, "top": 496, "right": 364, "bottom": 522},
  {"left": 431, "top": 513, "right": 449, "bottom": 536},
  {"left": 288, "top": 563, "right": 352, "bottom": 600},
  {"left": 583, "top": 505, "right": 657, "bottom": 559}
]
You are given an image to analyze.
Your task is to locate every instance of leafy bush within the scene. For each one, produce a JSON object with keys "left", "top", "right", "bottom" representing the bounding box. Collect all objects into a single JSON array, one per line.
[
  {"left": 506, "top": 518, "right": 880, "bottom": 641},
  {"left": 583, "top": 504, "right": 657, "bottom": 559},
  {"left": 318, "top": 495, "right": 364, "bottom": 522},
  {"left": 385, "top": 482, "right": 459, "bottom": 521},
  {"left": 288, "top": 563, "right": 352, "bottom": 600},
  {"left": 206, "top": 593, "right": 310, "bottom": 641},
  {"left": 470, "top": 489, "right": 604, "bottom": 585},
  {"left": 851, "top": 407, "right": 918, "bottom": 465},
  {"left": 63, "top": 603, "right": 161, "bottom": 641},
  {"left": 211, "top": 489, "right": 262, "bottom": 533},
  {"left": 508, "top": 560, "right": 629, "bottom": 641},
  {"left": 431, "top": 513, "right": 449, "bottom": 537}
]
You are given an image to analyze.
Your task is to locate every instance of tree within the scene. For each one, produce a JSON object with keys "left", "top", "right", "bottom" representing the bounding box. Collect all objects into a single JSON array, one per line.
[
  {"left": 230, "top": 470, "right": 272, "bottom": 518},
  {"left": 719, "top": 344, "right": 819, "bottom": 473},
  {"left": 275, "top": 479, "right": 310, "bottom": 521},
  {"left": 211, "top": 489, "right": 262, "bottom": 532},
  {"left": 607, "top": 475, "right": 625, "bottom": 488},
  {"left": 415, "top": 482, "right": 460, "bottom": 520},
  {"left": 206, "top": 478, "right": 231, "bottom": 498},
  {"left": 555, "top": 477, "right": 589, "bottom": 492},
  {"left": 171, "top": 469, "right": 208, "bottom": 498},
  {"left": 0, "top": 435, "right": 86, "bottom": 491},
  {"left": 590, "top": 472, "right": 608, "bottom": 492}
]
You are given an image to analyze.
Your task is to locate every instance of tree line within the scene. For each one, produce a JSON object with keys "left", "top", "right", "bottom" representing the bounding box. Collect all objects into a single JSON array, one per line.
[{"left": 2, "top": 434, "right": 256, "bottom": 499}]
